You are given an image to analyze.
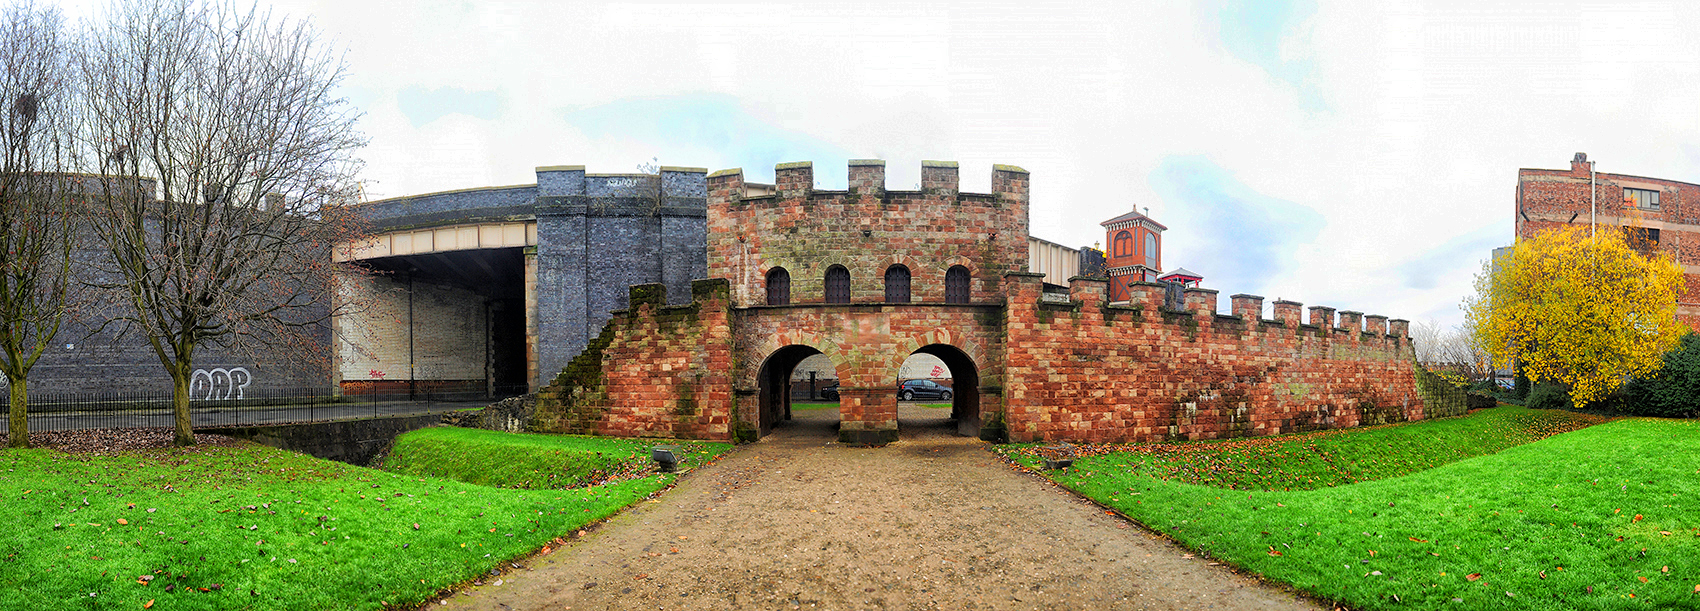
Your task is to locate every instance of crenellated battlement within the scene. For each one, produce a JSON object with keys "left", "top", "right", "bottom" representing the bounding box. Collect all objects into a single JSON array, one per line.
[
  {"left": 706, "top": 160, "right": 1030, "bottom": 206},
  {"left": 707, "top": 160, "right": 1031, "bottom": 308},
  {"left": 532, "top": 161, "right": 1436, "bottom": 446},
  {"left": 1097, "top": 280, "right": 1410, "bottom": 340}
]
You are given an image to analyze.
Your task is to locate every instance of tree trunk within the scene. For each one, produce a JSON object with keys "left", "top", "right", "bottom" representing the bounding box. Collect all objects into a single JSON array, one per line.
[
  {"left": 172, "top": 370, "right": 194, "bottom": 446},
  {"left": 7, "top": 376, "right": 26, "bottom": 449}
]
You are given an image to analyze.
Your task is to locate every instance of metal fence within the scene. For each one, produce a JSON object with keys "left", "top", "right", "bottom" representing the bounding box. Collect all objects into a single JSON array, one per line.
[{"left": 3, "top": 385, "right": 530, "bottom": 432}]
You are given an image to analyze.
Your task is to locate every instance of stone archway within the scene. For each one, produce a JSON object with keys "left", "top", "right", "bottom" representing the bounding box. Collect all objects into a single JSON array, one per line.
[
  {"left": 755, "top": 345, "right": 831, "bottom": 437},
  {"left": 911, "top": 344, "right": 981, "bottom": 437}
]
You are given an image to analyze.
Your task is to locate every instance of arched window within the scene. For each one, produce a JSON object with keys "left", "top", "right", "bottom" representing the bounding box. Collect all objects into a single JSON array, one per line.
[
  {"left": 1144, "top": 233, "right": 1158, "bottom": 268},
  {"left": 825, "top": 265, "right": 850, "bottom": 303},
  {"left": 765, "top": 267, "right": 790, "bottom": 306},
  {"left": 945, "top": 265, "right": 970, "bottom": 304},
  {"left": 1114, "top": 231, "right": 1131, "bottom": 257},
  {"left": 884, "top": 265, "right": 911, "bottom": 303}
]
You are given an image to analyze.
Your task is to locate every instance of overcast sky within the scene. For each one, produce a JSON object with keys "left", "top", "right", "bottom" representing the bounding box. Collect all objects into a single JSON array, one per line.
[{"left": 64, "top": 0, "right": 1700, "bottom": 328}]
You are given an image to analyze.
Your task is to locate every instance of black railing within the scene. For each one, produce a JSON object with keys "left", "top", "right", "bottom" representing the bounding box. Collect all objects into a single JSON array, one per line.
[{"left": 3, "top": 385, "right": 529, "bottom": 432}]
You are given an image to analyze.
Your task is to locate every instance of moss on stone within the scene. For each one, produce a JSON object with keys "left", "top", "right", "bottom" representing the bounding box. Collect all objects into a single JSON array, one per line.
[
  {"left": 531, "top": 322, "right": 618, "bottom": 434},
  {"left": 674, "top": 380, "right": 698, "bottom": 417},
  {"left": 628, "top": 283, "right": 667, "bottom": 308}
]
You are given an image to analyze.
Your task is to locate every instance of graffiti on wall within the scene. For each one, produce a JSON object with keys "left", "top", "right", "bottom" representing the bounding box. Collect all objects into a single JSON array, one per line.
[{"left": 190, "top": 367, "right": 253, "bottom": 400}]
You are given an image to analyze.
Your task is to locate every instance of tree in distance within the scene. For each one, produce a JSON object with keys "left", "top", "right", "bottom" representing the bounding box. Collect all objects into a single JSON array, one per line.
[
  {"left": 1464, "top": 226, "right": 1684, "bottom": 405},
  {"left": 79, "top": 0, "right": 368, "bottom": 446},
  {"left": 0, "top": 1, "right": 80, "bottom": 448}
]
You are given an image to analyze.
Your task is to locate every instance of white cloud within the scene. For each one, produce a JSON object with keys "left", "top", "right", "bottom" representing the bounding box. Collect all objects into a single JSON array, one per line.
[{"left": 51, "top": 0, "right": 1700, "bottom": 328}]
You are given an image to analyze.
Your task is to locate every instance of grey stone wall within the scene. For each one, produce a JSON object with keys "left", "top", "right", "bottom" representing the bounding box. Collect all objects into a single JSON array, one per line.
[
  {"left": 21, "top": 239, "right": 334, "bottom": 396},
  {"left": 531, "top": 168, "right": 707, "bottom": 387}
]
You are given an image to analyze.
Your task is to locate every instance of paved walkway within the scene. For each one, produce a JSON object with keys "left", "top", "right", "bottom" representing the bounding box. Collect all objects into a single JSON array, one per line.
[{"left": 440, "top": 406, "right": 1324, "bottom": 610}]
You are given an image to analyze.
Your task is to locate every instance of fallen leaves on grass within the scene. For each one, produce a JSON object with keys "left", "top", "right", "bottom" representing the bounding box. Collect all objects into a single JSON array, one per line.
[{"left": 998, "top": 407, "right": 1613, "bottom": 491}]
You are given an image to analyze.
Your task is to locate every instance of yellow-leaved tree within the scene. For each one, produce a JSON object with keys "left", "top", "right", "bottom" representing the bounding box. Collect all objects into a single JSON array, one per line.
[{"left": 1465, "top": 226, "right": 1685, "bottom": 404}]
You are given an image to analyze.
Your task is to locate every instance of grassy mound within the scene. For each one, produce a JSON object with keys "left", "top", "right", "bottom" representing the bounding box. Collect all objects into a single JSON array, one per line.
[
  {"left": 380, "top": 427, "right": 727, "bottom": 490},
  {"left": 0, "top": 434, "right": 731, "bottom": 610},
  {"left": 1008, "top": 408, "right": 1700, "bottom": 610},
  {"left": 1006, "top": 406, "right": 1613, "bottom": 491}
]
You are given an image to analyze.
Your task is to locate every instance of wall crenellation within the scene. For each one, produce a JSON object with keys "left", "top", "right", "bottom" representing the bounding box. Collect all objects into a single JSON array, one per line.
[
  {"left": 529, "top": 160, "right": 1427, "bottom": 446},
  {"left": 707, "top": 161, "right": 1031, "bottom": 309}
]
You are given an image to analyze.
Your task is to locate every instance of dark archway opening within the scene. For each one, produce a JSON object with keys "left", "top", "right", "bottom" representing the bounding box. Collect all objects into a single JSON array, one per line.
[
  {"left": 355, "top": 247, "right": 528, "bottom": 399},
  {"left": 756, "top": 345, "right": 833, "bottom": 437},
  {"left": 909, "top": 344, "right": 980, "bottom": 437}
]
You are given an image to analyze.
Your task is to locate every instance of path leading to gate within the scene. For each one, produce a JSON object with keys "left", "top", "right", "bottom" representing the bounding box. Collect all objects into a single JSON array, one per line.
[{"left": 439, "top": 406, "right": 1326, "bottom": 611}]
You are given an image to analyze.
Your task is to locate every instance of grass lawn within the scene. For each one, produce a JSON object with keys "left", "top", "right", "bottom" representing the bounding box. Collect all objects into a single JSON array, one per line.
[
  {"left": 380, "top": 427, "right": 726, "bottom": 490},
  {"left": 1, "top": 430, "right": 732, "bottom": 610},
  {"left": 1003, "top": 407, "right": 1700, "bottom": 610}
]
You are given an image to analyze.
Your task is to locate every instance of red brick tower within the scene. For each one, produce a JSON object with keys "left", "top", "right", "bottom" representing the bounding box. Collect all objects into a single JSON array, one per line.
[{"left": 1100, "top": 209, "right": 1165, "bottom": 302}]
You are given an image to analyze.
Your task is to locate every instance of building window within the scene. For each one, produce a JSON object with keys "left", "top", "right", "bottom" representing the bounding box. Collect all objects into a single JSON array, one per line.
[
  {"left": 765, "top": 267, "right": 790, "bottom": 306},
  {"left": 884, "top": 265, "right": 911, "bottom": 303},
  {"left": 825, "top": 265, "right": 850, "bottom": 303},
  {"left": 1625, "top": 188, "right": 1660, "bottom": 211},
  {"left": 1144, "top": 233, "right": 1158, "bottom": 269},
  {"left": 945, "top": 265, "right": 970, "bottom": 304},
  {"left": 1625, "top": 226, "right": 1661, "bottom": 254},
  {"left": 1113, "top": 231, "right": 1131, "bottom": 257}
]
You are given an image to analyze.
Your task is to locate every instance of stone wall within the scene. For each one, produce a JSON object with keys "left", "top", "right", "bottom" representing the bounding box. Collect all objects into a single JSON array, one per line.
[
  {"left": 529, "top": 269, "right": 1422, "bottom": 444},
  {"left": 1001, "top": 274, "right": 1421, "bottom": 443},
  {"left": 706, "top": 161, "right": 1030, "bottom": 308},
  {"left": 529, "top": 160, "right": 1423, "bottom": 446},
  {"left": 530, "top": 279, "right": 736, "bottom": 439},
  {"left": 531, "top": 166, "right": 708, "bottom": 389}
]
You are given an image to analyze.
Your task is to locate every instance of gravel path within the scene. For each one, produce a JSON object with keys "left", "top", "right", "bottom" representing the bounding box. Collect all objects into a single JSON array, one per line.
[{"left": 436, "top": 406, "right": 1325, "bottom": 611}]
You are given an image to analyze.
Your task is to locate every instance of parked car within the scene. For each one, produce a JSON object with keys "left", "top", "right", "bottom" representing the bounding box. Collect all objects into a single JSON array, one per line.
[
  {"left": 820, "top": 382, "right": 839, "bottom": 400},
  {"left": 898, "top": 379, "right": 952, "bottom": 401}
]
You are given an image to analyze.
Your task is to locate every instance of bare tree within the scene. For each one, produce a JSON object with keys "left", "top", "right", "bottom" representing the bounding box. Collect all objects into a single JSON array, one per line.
[
  {"left": 1413, "top": 318, "right": 1495, "bottom": 383},
  {"left": 0, "top": 2, "right": 81, "bottom": 448},
  {"left": 79, "top": 0, "right": 367, "bottom": 446}
]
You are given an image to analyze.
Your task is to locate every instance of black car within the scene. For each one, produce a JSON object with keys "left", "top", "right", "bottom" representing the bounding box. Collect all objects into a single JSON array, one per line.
[
  {"left": 898, "top": 379, "right": 952, "bottom": 401},
  {"left": 820, "top": 382, "right": 839, "bottom": 400}
]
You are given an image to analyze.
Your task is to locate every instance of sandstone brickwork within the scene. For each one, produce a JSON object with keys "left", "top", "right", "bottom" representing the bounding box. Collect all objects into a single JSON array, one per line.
[{"left": 532, "top": 162, "right": 1427, "bottom": 444}]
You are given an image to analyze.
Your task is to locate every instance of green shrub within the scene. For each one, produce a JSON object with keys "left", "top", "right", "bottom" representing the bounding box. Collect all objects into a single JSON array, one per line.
[
  {"left": 1525, "top": 384, "right": 1571, "bottom": 410},
  {"left": 1617, "top": 332, "right": 1700, "bottom": 418}
]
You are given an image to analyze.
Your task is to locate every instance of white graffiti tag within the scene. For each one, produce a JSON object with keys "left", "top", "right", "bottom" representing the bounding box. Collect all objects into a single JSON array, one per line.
[{"left": 190, "top": 367, "right": 253, "bottom": 400}]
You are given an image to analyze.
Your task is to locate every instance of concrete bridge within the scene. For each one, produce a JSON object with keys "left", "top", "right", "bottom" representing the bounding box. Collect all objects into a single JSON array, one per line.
[{"left": 335, "top": 166, "right": 707, "bottom": 396}]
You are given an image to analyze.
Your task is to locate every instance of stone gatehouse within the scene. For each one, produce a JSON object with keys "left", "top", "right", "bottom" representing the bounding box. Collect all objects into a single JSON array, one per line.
[{"left": 530, "top": 161, "right": 1439, "bottom": 444}]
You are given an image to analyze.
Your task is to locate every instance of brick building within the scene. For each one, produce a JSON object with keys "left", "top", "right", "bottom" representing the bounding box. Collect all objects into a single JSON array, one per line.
[
  {"left": 1516, "top": 153, "right": 1700, "bottom": 328},
  {"left": 1101, "top": 209, "right": 1165, "bottom": 302},
  {"left": 531, "top": 161, "right": 1437, "bottom": 445}
]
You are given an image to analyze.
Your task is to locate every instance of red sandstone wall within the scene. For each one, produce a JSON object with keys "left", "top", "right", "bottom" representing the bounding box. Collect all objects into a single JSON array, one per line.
[
  {"left": 532, "top": 280, "right": 737, "bottom": 440},
  {"left": 1000, "top": 273, "right": 1423, "bottom": 443},
  {"left": 729, "top": 305, "right": 1006, "bottom": 438},
  {"left": 1517, "top": 156, "right": 1700, "bottom": 327},
  {"left": 706, "top": 161, "right": 1030, "bottom": 308}
]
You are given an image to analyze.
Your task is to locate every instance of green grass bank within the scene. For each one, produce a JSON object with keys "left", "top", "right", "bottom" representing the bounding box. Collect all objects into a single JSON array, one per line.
[
  {"left": 1, "top": 429, "right": 731, "bottom": 610},
  {"left": 1004, "top": 407, "right": 1699, "bottom": 610}
]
